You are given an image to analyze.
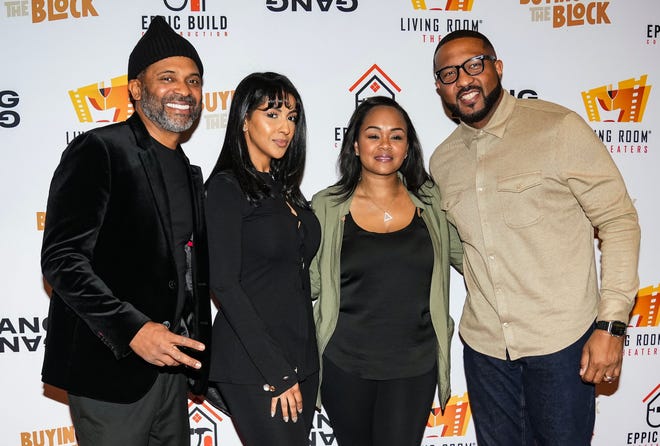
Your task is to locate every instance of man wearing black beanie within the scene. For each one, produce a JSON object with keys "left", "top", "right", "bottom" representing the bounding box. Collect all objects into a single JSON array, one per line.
[{"left": 41, "top": 16, "right": 211, "bottom": 445}]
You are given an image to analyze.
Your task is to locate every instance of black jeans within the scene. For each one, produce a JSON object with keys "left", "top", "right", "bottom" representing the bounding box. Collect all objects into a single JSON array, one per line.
[
  {"left": 321, "top": 356, "right": 437, "bottom": 446},
  {"left": 217, "top": 372, "right": 319, "bottom": 446}
]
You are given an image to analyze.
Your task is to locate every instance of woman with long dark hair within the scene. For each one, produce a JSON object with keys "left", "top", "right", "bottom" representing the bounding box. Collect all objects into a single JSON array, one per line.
[
  {"left": 205, "top": 72, "right": 320, "bottom": 445},
  {"left": 310, "top": 96, "right": 463, "bottom": 446}
]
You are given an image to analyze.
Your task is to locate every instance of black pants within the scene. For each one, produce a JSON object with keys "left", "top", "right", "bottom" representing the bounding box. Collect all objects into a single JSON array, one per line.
[
  {"left": 321, "top": 357, "right": 437, "bottom": 446},
  {"left": 68, "top": 372, "right": 189, "bottom": 446},
  {"left": 216, "top": 372, "right": 319, "bottom": 446}
]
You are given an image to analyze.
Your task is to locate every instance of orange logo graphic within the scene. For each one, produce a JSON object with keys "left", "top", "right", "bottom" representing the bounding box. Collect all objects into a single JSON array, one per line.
[
  {"left": 36, "top": 212, "right": 46, "bottom": 231},
  {"left": 520, "top": 1, "right": 611, "bottom": 29},
  {"left": 32, "top": 0, "right": 99, "bottom": 23},
  {"left": 20, "top": 425, "right": 76, "bottom": 445},
  {"left": 630, "top": 284, "right": 660, "bottom": 327},
  {"left": 188, "top": 400, "right": 224, "bottom": 446},
  {"left": 412, "top": 0, "right": 474, "bottom": 11},
  {"left": 349, "top": 64, "right": 401, "bottom": 108},
  {"left": 581, "top": 75, "right": 652, "bottom": 123},
  {"left": 426, "top": 393, "right": 472, "bottom": 437},
  {"left": 69, "top": 75, "right": 134, "bottom": 123}
]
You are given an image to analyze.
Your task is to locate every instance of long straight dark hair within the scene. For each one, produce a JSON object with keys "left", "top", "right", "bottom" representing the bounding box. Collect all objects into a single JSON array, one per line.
[
  {"left": 332, "top": 96, "right": 432, "bottom": 202},
  {"left": 207, "top": 72, "right": 309, "bottom": 208}
]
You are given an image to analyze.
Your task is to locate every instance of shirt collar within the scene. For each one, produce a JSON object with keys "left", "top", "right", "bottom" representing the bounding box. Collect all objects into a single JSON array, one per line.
[{"left": 458, "top": 90, "right": 515, "bottom": 147}]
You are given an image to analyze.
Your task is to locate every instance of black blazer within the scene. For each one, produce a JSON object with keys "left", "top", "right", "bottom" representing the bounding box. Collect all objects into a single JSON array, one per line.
[{"left": 41, "top": 114, "right": 211, "bottom": 403}]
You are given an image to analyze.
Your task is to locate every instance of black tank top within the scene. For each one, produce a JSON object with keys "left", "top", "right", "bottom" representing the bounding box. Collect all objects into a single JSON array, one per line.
[{"left": 324, "top": 210, "right": 436, "bottom": 380}]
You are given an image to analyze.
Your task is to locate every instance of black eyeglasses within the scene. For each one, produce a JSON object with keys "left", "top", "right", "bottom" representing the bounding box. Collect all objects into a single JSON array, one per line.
[{"left": 435, "top": 55, "right": 497, "bottom": 85}]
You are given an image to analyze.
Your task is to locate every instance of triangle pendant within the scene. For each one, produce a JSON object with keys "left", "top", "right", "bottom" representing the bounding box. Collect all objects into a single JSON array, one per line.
[{"left": 383, "top": 212, "right": 393, "bottom": 222}]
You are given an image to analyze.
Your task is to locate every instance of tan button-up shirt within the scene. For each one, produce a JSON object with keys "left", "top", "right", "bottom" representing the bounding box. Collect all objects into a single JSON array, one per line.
[{"left": 430, "top": 92, "right": 640, "bottom": 360}]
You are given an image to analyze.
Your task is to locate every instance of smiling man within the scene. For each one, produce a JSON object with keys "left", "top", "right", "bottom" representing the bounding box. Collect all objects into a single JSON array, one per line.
[
  {"left": 430, "top": 30, "right": 640, "bottom": 445},
  {"left": 41, "top": 16, "right": 211, "bottom": 445}
]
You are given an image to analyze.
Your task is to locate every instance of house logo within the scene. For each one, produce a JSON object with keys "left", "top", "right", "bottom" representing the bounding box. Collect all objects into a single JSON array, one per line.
[
  {"left": 644, "top": 384, "right": 660, "bottom": 428},
  {"left": 349, "top": 64, "right": 401, "bottom": 109},
  {"left": 631, "top": 284, "right": 660, "bottom": 327},
  {"left": 519, "top": 0, "right": 611, "bottom": 29},
  {"left": 628, "top": 385, "right": 660, "bottom": 444},
  {"left": 411, "top": 0, "right": 474, "bottom": 11},
  {"left": 188, "top": 400, "right": 224, "bottom": 446},
  {"left": 425, "top": 393, "right": 472, "bottom": 438},
  {"left": 332, "top": 65, "right": 402, "bottom": 147},
  {"left": 582, "top": 76, "right": 652, "bottom": 123},
  {"left": 69, "top": 75, "right": 133, "bottom": 124}
]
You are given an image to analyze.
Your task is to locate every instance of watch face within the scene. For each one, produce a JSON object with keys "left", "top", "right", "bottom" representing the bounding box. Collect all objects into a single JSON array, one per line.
[
  {"left": 596, "top": 320, "right": 627, "bottom": 337},
  {"left": 610, "top": 321, "right": 627, "bottom": 336}
]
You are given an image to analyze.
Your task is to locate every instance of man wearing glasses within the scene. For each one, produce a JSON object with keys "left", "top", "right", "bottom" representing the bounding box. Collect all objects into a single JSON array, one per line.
[{"left": 429, "top": 30, "right": 640, "bottom": 445}]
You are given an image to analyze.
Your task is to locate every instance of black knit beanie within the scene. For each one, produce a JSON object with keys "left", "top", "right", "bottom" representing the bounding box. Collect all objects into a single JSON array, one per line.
[{"left": 128, "top": 16, "right": 203, "bottom": 80}]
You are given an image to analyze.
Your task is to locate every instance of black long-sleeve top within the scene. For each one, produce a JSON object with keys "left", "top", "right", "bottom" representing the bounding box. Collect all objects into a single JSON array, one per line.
[{"left": 205, "top": 171, "right": 320, "bottom": 394}]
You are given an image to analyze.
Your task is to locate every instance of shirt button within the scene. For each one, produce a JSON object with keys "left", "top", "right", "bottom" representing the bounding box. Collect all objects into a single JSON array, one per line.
[
  {"left": 489, "top": 255, "right": 495, "bottom": 261},
  {"left": 503, "top": 322, "right": 509, "bottom": 328},
  {"left": 168, "top": 280, "right": 176, "bottom": 289},
  {"left": 477, "top": 187, "right": 484, "bottom": 192},
  {"left": 263, "top": 384, "right": 275, "bottom": 392}
]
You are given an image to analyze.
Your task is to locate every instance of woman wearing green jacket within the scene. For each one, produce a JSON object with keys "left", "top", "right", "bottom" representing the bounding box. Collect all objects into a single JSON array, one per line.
[{"left": 309, "top": 96, "right": 463, "bottom": 446}]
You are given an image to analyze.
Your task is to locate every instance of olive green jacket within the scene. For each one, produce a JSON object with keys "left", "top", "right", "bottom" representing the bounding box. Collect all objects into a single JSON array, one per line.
[{"left": 310, "top": 181, "right": 464, "bottom": 409}]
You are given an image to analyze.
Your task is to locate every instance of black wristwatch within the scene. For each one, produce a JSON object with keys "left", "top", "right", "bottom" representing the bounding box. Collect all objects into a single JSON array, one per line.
[{"left": 595, "top": 320, "right": 627, "bottom": 337}]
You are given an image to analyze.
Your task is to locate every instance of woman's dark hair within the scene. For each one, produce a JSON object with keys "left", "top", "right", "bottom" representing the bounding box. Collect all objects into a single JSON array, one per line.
[
  {"left": 332, "top": 96, "right": 432, "bottom": 202},
  {"left": 207, "top": 72, "right": 309, "bottom": 208}
]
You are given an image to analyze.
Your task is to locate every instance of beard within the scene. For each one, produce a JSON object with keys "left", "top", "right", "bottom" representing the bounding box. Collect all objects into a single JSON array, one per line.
[
  {"left": 139, "top": 86, "right": 201, "bottom": 133},
  {"left": 444, "top": 79, "right": 503, "bottom": 125}
]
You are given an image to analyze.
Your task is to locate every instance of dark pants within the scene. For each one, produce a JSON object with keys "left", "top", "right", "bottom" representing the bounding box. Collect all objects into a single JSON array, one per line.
[
  {"left": 216, "top": 372, "right": 319, "bottom": 446},
  {"left": 463, "top": 327, "right": 595, "bottom": 446},
  {"left": 68, "top": 371, "right": 189, "bottom": 446},
  {"left": 321, "top": 357, "right": 437, "bottom": 446}
]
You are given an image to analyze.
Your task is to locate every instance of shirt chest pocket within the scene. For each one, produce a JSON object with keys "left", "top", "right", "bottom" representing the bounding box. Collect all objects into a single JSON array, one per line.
[{"left": 497, "top": 171, "right": 543, "bottom": 228}]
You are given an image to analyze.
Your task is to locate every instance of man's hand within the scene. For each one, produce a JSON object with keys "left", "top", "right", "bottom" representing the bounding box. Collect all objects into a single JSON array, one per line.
[
  {"left": 129, "top": 321, "right": 205, "bottom": 369},
  {"left": 579, "top": 329, "right": 624, "bottom": 384}
]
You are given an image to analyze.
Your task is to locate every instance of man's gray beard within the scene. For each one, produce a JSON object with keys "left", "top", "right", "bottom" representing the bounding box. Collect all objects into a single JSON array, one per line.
[{"left": 140, "top": 86, "right": 201, "bottom": 133}]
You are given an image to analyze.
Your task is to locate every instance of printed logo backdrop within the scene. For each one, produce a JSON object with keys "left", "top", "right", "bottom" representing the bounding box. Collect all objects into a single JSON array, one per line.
[{"left": 1, "top": 1, "right": 658, "bottom": 445}]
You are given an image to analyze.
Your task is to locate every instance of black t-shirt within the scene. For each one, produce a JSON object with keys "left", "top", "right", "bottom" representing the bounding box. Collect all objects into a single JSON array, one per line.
[
  {"left": 325, "top": 211, "right": 435, "bottom": 380},
  {"left": 153, "top": 139, "right": 193, "bottom": 331}
]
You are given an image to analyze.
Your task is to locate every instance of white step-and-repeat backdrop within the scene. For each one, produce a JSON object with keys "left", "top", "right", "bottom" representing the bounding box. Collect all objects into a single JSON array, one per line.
[{"left": 1, "top": 1, "right": 659, "bottom": 445}]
